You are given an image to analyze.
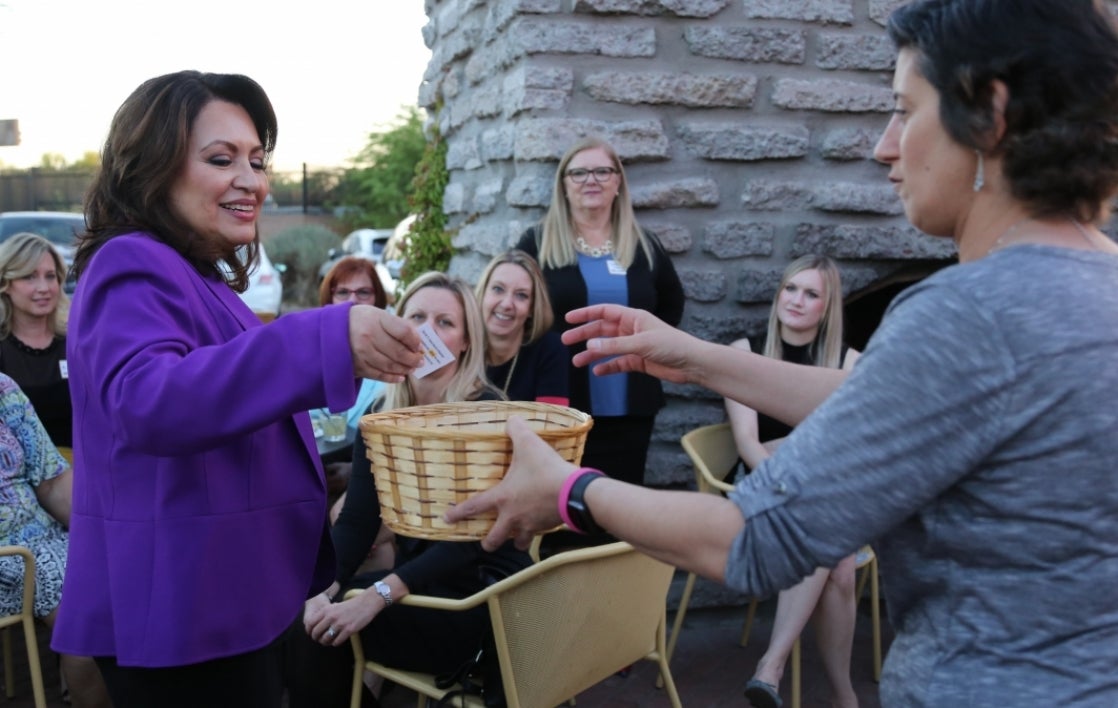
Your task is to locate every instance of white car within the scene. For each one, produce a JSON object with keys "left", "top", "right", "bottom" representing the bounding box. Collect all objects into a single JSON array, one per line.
[
  {"left": 233, "top": 244, "right": 285, "bottom": 319},
  {"left": 318, "top": 228, "right": 396, "bottom": 297}
]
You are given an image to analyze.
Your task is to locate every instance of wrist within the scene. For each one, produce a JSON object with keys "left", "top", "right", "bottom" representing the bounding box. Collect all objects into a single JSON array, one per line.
[{"left": 558, "top": 467, "right": 605, "bottom": 534}]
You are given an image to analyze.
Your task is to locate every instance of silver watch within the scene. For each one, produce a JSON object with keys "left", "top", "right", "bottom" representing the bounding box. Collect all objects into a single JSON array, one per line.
[{"left": 373, "top": 580, "right": 393, "bottom": 607}]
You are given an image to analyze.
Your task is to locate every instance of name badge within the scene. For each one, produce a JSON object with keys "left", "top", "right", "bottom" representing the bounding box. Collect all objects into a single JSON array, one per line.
[
  {"left": 59, "top": 360, "right": 69, "bottom": 379},
  {"left": 607, "top": 259, "right": 627, "bottom": 276}
]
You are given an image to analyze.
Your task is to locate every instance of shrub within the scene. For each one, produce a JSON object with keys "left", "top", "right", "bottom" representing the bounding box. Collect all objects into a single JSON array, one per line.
[
  {"left": 401, "top": 114, "right": 453, "bottom": 287},
  {"left": 266, "top": 224, "right": 341, "bottom": 308}
]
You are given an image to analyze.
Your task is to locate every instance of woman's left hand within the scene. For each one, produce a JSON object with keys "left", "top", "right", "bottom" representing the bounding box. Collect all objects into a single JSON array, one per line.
[
  {"left": 444, "top": 415, "right": 574, "bottom": 552},
  {"left": 308, "top": 593, "right": 383, "bottom": 647}
]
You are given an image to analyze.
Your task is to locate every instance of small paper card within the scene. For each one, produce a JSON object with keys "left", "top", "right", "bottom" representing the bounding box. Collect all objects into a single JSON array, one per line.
[{"left": 413, "top": 322, "right": 456, "bottom": 379}]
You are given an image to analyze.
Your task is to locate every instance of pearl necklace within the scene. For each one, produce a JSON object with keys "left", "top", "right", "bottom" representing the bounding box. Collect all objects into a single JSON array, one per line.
[{"left": 575, "top": 235, "right": 613, "bottom": 258}]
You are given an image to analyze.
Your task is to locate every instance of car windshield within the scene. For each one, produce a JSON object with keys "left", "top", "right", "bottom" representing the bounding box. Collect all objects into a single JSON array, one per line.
[{"left": 0, "top": 214, "right": 85, "bottom": 248}]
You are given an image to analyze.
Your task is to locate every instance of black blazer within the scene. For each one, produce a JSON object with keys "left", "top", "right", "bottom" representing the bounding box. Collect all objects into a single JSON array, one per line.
[{"left": 516, "top": 226, "right": 684, "bottom": 414}]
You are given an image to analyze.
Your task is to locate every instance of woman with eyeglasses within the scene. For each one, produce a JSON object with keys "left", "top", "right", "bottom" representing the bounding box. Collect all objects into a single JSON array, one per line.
[{"left": 515, "top": 137, "right": 684, "bottom": 502}]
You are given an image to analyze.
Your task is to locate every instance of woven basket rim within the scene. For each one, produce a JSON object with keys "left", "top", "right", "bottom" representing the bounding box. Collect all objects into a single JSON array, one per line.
[{"left": 358, "top": 400, "right": 593, "bottom": 441}]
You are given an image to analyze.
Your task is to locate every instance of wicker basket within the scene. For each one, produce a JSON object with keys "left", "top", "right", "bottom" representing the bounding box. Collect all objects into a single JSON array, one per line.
[{"left": 359, "top": 400, "right": 593, "bottom": 541}]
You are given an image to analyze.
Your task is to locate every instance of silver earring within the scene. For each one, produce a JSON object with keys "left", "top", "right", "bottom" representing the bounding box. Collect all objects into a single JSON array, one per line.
[{"left": 973, "top": 150, "right": 985, "bottom": 192}]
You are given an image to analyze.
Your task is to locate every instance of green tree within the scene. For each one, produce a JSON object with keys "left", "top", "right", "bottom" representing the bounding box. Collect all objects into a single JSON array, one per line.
[
  {"left": 400, "top": 115, "right": 452, "bottom": 285},
  {"left": 334, "top": 107, "right": 426, "bottom": 230}
]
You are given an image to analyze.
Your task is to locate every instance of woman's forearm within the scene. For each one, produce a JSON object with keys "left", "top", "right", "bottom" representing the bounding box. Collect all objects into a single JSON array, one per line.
[
  {"left": 35, "top": 470, "right": 72, "bottom": 528},
  {"left": 583, "top": 479, "right": 745, "bottom": 583},
  {"left": 693, "top": 343, "right": 849, "bottom": 427}
]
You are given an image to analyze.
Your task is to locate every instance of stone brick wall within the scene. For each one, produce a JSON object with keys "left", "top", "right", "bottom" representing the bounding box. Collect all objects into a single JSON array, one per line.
[{"left": 419, "top": 0, "right": 958, "bottom": 486}]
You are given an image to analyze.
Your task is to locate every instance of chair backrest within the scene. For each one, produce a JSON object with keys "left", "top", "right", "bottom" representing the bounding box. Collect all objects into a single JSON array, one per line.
[
  {"left": 487, "top": 541, "right": 674, "bottom": 708},
  {"left": 0, "top": 546, "right": 35, "bottom": 630},
  {"left": 680, "top": 422, "right": 739, "bottom": 494}
]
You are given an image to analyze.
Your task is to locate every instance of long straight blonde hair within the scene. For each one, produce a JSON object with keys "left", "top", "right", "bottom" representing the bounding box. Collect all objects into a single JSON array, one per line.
[
  {"left": 763, "top": 254, "right": 846, "bottom": 369},
  {"left": 381, "top": 272, "right": 501, "bottom": 410},
  {"left": 474, "top": 249, "right": 554, "bottom": 346},
  {"left": 535, "top": 137, "right": 653, "bottom": 270},
  {"left": 0, "top": 233, "right": 70, "bottom": 339}
]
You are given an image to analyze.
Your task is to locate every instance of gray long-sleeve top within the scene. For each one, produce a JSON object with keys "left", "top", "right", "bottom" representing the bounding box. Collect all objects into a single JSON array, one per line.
[{"left": 725, "top": 245, "right": 1118, "bottom": 706}]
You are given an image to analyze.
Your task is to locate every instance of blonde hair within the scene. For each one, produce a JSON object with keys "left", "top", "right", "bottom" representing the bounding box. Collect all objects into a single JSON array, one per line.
[
  {"left": 762, "top": 254, "right": 845, "bottom": 369},
  {"left": 535, "top": 137, "right": 653, "bottom": 270},
  {"left": 381, "top": 272, "right": 500, "bottom": 410},
  {"left": 0, "top": 233, "right": 70, "bottom": 339},
  {"left": 474, "top": 249, "right": 554, "bottom": 346}
]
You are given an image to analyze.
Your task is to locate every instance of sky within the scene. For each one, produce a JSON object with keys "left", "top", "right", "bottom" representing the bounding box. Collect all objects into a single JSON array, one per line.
[{"left": 0, "top": 0, "right": 431, "bottom": 173}]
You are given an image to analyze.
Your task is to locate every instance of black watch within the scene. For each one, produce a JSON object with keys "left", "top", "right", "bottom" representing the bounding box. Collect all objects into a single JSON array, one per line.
[{"left": 567, "top": 470, "right": 605, "bottom": 535}]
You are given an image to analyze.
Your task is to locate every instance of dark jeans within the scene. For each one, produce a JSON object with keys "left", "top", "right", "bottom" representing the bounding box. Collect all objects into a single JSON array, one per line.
[{"left": 94, "top": 631, "right": 286, "bottom": 708}]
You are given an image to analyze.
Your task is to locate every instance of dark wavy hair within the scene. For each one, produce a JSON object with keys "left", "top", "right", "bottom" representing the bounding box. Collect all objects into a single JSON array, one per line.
[
  {"left": 75, "top": 71, "right": 277, "bottom": 290},
  {"left": 887, "top": 0, "right": 1118, "bottom": 222}
]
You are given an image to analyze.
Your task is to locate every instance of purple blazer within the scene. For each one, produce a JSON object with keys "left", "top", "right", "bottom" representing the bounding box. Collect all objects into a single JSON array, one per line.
[{"left": 52, "top": 233, "right": 353, "bottom": 667}]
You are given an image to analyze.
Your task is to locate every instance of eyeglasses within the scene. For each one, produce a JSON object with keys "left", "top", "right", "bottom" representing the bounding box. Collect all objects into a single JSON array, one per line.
[
  {"left": 333, "top": 287, "right": 377, "bottom": 302},
  {"left": 564, "top": 167, "right": 619, "bottom": 184}
]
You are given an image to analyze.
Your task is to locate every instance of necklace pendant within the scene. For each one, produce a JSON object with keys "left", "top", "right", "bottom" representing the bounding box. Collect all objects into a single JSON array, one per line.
[{"left": 576, "top": 236, "right": 613, "bottom": 258}]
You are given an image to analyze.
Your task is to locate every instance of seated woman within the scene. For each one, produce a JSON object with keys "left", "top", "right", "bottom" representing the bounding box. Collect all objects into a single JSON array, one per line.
[
  {"left": 314, "top": 256, "right": 392, "bottom": 493},
  {"left": 475, "top": 249, "right": 569, "bottom": 406},
  {"left": 0, "top": 233, "right": 72, "bottom": 451},
  {"left": 0, "top": 373, "right": 109, "bottom": 708},
  {"left": 725, "top": 255, "right": 861, "bottom": 708},
  {"left": 286, "top": 273, "right": 530, "bottom": 708}
]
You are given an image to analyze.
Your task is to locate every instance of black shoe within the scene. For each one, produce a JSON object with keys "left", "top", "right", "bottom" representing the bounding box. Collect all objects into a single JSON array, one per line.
[{"left": 744, "top": 679, "right": 782, "bottom": 708}]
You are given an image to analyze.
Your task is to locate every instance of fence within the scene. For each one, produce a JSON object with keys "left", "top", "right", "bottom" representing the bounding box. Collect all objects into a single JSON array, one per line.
[{"left": 0, "top": 165, "right": 342, "bottom": 213}]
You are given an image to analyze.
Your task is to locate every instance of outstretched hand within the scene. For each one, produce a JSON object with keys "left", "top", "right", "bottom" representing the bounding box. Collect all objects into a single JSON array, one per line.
[
  {"left": 348, "top": 305, "right": 424, "bottom": 383},
  {"left": 562, "top": 304, "right": 705, "bottom": 385},
  {"left": 444, "top": 416, "right": 576, "bottom": 552}
]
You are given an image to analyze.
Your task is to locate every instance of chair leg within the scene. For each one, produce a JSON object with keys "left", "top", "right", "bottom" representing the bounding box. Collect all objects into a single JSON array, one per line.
[
  {"left": 21, "top": 617, "right": 46, "bottom": 708},
  {"left": 664, "top": 571, "right": 696, "bottom": 664},
  {"left": 4, "top": 627, "right": 13, "bottom": 699},
  {"left": 350, "top": 637, "right": 366, "bottom": 708},
  {"left": 790, "top": 637, "right": 801, "bottom": 708},
  {"left": 738, "top": 597, "right": 759, "bottom": 647}
]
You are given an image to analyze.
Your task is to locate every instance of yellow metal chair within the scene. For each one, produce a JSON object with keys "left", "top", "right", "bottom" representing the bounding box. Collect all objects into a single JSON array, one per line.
[
  {"left": 0, "top": 546, "right": 47, "bottom": 708},
  {"left": 666, "top": 423, "right": 882, "bottom": 707},
  {"left": 346, "top": 541, "right": 682, "bottom": 708}
]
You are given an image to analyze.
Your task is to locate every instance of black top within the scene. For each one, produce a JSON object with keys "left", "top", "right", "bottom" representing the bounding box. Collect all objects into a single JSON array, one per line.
[
  {"left": 485, "top": 330, "right": 569, "bottom": 403},
  {"left": 515, "top": 226, "right": 685, "bottom": 415},
  {"left": 333, "top": 391, "right": 530, "bottom": 595},
  {"left": 0, "top": 335, "right": 71, "bottom": 447},
  {"left": 756, "top": 338, "right": 850, "bottom": 443}
]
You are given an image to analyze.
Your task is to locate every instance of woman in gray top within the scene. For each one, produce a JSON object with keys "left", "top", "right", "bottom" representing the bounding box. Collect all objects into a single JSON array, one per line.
[{"left": 446, "top": 1, "right": 1118, "bottom": 705}]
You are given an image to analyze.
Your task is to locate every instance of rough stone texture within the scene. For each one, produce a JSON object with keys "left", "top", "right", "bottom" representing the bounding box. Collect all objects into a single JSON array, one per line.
[
  {"left": 772, "top": 78, "right": 893, "bottom": 112},
  {"left": 684, "top": 26, "right": 806, "bottom": 64},
  {"left": 584, "top": 72, "right": 758, "bottom": 107},
  {"left": 631, "top": 177, "right": 721, "bottom": 209},
  {"left": 505, "top": 66, "right": 574, "bottom": 116},
  {"left": 678, "top": 267, "right": 727, "bottom": 302},
  {"left": 816, "top": 33, "right": 896, "bottom": 71},
  {"left": 421, "top": 0, "right": 958, "bottom": 499},
  {"left": 743, "top": 0, "right": 854, "bottom": 24},
  {"left": 678, "top": 123, "right": 808, "bottom": 161},
  {"left": 821, "top": 127, "right": 880, "bottom": 161},
  {"left": 513, "top": 118, "right": 671, "bottom": 161},
  {"left": 869, "top": 0, "right": 907, "bottom": 26},
  {"left": 643, "top": 222, "right": 693, "bottom": 253},
  {"left": 702, "top": 222, "right": 775, "bottom": 259},
  {"left": 513, "top": 19, "right": 657, "bottom": 57},
  {"left": 574, "top": 0, "right": 731, "bottom": 15},
  {"left": 792, "top": 223, "right": 958, "bottom": 260},
  {"left": 813, "top": 182, "right": 904, "bottom": 215}
]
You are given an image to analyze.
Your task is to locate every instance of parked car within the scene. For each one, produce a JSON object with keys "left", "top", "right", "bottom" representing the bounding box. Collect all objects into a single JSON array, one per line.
[
  {"left": 0, "top": 210, "right": 86, "bottom": 292},
  {"left": 317, "top": 227, "right": 396, "bottom": 297},
  {"left": 228, "top": 244, "right": 285, "bottom": 320},
  {"left": 383, "top": 214, "right": 415, "bottom": 281}
]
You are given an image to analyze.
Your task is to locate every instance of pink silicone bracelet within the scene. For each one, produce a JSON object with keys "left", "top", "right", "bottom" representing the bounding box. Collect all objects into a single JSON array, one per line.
[{"left": 558, "top": 467, "right": 603, "bottom": 531}]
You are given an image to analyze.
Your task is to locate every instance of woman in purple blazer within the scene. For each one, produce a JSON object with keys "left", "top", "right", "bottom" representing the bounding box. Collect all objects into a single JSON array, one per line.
[{"left": 50, "top": 71, "right": 422, "bottom": 708}]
